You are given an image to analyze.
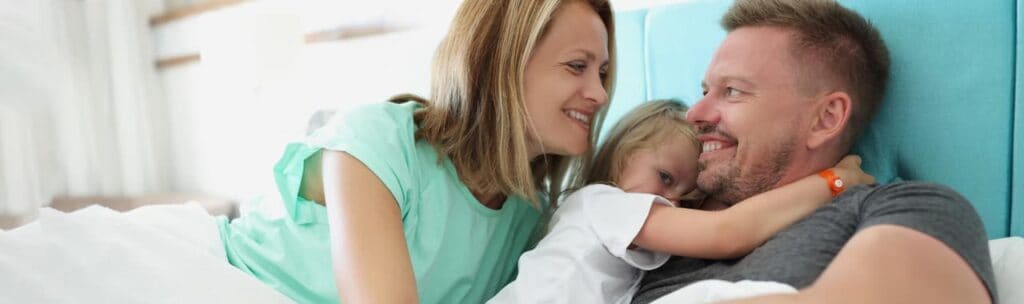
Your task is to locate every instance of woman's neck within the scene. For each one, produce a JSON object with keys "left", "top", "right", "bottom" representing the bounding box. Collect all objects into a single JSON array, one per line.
[
  {"left": 453, "top": 163, "right": 509, "bottom": 210},
  {"left": 472, "top": 190, "right": 507, "bottom": 210}
]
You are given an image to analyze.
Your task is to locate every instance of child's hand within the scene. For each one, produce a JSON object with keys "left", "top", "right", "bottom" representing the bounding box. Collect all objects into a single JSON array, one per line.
[{"left": 832, "top": 155, "right": 876, "bottom": 187}]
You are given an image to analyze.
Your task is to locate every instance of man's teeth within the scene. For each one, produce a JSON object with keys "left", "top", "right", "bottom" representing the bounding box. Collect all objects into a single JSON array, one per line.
[
  {"left": 566, "top": 110, "right": 590, "bottom": 124},
  {"left": 703, "top": 142, "right": 723, "bottom": 153}
]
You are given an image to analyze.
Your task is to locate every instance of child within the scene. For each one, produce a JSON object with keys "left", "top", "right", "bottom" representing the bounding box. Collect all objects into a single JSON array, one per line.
[{"left": 488, "top": 100, "right": 873, "bottom": 304}]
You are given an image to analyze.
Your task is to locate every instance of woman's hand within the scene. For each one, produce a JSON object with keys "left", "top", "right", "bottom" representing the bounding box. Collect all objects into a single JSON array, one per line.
[{"left": 831, "top": 155, "right": 876, "bottom": 188}]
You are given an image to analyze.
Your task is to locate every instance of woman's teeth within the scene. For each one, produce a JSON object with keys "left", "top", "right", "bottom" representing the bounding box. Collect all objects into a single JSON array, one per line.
[{"left": 566, "top": 110, "right": 589, "bottom": 125}]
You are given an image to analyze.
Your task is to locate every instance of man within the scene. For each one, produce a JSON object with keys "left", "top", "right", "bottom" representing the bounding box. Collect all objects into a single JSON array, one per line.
[{"left": 632, "top": 0, "right": 997, "bottom": 303}]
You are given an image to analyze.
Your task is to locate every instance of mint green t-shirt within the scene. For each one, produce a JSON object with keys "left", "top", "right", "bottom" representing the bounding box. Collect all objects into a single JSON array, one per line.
[{"left": 217, "top": 101, "right": 544, "bottom": 303}]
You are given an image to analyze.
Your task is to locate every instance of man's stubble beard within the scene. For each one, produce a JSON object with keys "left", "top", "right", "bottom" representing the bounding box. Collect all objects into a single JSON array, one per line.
[{"left": 696, "top": 137, "right": 797, "bottom": 206}]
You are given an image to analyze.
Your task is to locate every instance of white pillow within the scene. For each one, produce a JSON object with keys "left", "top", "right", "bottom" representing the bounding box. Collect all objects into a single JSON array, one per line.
[{"left": 990, "top": 237, "right": 1024, "bottom": 304}]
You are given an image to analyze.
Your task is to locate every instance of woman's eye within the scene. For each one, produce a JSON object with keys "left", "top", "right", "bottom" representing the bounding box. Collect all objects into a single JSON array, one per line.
[
  {"left": 658, "top": 171, "right": 674, "bottom": 186},
  {"left": 566, "top": 61, "right": 586, "bottom": 73}
]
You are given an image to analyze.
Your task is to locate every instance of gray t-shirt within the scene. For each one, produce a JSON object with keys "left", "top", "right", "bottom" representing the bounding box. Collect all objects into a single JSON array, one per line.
[{"left": 632, "top": 182, "right": 997, "bottom": 303}]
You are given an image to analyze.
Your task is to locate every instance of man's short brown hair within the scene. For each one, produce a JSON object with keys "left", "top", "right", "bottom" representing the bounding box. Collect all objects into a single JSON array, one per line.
[{"left": 722, "top": 0, "right": 890, "bottom": 150}]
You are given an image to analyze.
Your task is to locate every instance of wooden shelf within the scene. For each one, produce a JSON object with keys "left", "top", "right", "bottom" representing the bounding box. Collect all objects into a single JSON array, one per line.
[
  {"left": 155, "top": 53, "right": 201, "bottom": 69},
  {"left": 150, "top": 1, "right": 406, "bottom": 70},
  {"left": 150, "top": 0, "right": 247, "bottom": 27}
]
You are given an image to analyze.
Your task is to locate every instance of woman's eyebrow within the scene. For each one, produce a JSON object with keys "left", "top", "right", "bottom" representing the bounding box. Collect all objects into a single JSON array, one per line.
[{"left": 565, "top": 48, "right": 601, "bottom": 61}]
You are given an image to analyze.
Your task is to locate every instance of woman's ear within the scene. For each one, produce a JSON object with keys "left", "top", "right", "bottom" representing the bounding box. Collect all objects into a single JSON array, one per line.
[{"left": 806, "top": 91, "right": 852, "bottom": 150}]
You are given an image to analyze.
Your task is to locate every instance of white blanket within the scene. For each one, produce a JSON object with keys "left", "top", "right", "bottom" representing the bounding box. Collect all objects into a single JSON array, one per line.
[
  {"left": 650, "top": 279, "right": 796, "bottom": 304},
  {"left": 0, "top": 204, "right": 293, "bottom": 303}
]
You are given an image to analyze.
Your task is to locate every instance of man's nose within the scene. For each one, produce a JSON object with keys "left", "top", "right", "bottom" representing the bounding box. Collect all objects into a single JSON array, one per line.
[{"left": 686, "top": 95, "right": 719, "bottom": 128}]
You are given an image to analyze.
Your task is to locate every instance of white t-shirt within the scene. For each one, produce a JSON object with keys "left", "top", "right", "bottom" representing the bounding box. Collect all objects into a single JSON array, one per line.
[{"left": 488, "top": 184, "right": 675, "bottom": 304}]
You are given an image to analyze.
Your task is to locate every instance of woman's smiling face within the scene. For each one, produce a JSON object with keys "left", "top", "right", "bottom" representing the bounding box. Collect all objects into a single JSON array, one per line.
[{"left": 522, "top": 0, "right": 610, "bottom": 158}]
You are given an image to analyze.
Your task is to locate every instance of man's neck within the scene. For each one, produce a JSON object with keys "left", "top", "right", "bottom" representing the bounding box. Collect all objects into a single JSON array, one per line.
[
  {"left": 778, "top": 149, "right": 844, "bottom": 188},
  {"left": 699, "top": 149, "right": 844, "bottom": 211}
]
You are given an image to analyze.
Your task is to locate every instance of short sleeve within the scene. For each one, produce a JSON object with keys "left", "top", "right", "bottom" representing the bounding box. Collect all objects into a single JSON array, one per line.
[
  {"left": 575, "top": 185, "right": 673, "bottom": 270},
  {"left": 854, "top": 182, "right": 998, "bottom": 302},
  {"left": 273, "top": 102, "right": 422, "bottom": 223}
]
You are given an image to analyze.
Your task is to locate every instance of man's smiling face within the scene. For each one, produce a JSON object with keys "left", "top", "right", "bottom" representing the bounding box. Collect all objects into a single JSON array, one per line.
[{"left": 686, "top": 26, "right": 818, "bottom": 205}]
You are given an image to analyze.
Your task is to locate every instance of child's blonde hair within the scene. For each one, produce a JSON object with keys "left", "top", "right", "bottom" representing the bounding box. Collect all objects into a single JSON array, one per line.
[{"left": 570, "top": 99, "right": 703, "bottom": 201}]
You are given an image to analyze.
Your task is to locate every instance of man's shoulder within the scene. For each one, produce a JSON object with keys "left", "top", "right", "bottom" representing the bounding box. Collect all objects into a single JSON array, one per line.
[
  {"left": 635, "top": 181, "right": 993, "bottom": 304},
  {"left": 834, "top": 181, "right": 978, "bottom": 221},
  {"left": 840, "top": 181, "right": 963, "bottom": 201},
  {"left": 770, "top": 180, "right": 991, "bottom": 288}
]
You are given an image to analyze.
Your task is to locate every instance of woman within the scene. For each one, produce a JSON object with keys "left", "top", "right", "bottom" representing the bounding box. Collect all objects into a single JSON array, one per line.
[{"left": 217, "top": 0, "right": 617, "bottom": 302}]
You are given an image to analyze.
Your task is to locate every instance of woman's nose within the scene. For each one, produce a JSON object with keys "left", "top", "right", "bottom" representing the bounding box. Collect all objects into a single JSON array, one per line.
[{"left": 584, "top": 74, "right": 609, "bottom": 107}]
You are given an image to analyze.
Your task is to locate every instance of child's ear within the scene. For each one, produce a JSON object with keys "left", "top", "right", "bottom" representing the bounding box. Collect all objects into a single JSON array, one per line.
[{"left": 806, "top": 91, "right": 852, "bottom": 150}]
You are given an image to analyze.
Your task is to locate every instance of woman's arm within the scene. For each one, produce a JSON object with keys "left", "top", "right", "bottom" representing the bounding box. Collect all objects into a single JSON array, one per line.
[
  {"left": 633, "top": 155, "right": 873, "bottom": 259},
  {"left": 319, "top": 150, "right": 418, "bottom": 303}
]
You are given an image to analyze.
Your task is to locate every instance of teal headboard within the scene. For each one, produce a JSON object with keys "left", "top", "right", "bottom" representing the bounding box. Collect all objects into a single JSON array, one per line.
[{"left": 606, "top": 0, "right": 1022, "bottom": 238}]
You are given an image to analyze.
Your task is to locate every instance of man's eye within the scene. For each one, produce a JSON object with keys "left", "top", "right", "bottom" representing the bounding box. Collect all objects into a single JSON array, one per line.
[
  {"left": 658, "top": 171, "right": 674, "bottom": 186},
  {"left": 701, "top": 89, "right": 709, "bottom": 96},
  {"left": 726, "top": 87, "right": 742, "bottom": 97}
]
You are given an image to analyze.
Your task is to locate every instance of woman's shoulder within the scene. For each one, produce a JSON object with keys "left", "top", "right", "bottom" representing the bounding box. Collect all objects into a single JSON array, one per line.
[
  {"left": 329, "top": 101, "right": 421, "bottom": 132},
  {"left": 276, "top": 101, "right": 428, "bottom": 218},
  {"left": 357, "top": 100, "right": 422, "bottom": 118},
  {"left": 307, "top": 101, "right": 423, "bottom": 150}
]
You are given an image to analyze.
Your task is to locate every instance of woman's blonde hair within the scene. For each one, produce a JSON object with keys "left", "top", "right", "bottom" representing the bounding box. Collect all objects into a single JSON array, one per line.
[
  {"left": 389, "top": 0, "right": 616, "bottom": 208},
  {"left": 570, "top": 99, "right": 701, "bottom": 200}
]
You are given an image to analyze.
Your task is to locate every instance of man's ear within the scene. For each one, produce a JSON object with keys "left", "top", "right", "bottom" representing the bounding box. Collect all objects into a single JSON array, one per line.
[{"left": 806, "top": 91, "right": 852, "bottom": 150}]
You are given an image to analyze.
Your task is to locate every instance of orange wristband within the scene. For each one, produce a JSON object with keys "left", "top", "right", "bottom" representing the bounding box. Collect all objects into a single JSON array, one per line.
[{"left": 818, "top": 169, "right": 846, "bottom": 197}]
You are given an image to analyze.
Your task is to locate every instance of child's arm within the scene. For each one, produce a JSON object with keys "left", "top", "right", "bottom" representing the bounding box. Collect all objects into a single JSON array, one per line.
[{"left": 633, "top": 155, "right": 874, "bottom": 259}]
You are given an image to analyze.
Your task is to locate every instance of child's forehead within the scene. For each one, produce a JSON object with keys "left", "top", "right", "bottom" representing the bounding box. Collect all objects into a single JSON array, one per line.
[
  {"left": 627, "top": 131, "right": 695, "bottom": 157},
  {"left": 644, "top": 120, "right": 695, "bottom": 141}
]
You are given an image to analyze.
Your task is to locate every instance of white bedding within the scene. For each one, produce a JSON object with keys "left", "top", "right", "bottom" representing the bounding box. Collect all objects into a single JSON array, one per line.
[
  {"left": 0, "top": 204, "right": 293, "bottom": 303},
  {"left": 2, "top": 203, "right": 1020, "bottom": 303},
  {"left": 650, "top": 279, "right": 796, "bottom": 304},
  {"left": 990, "top": 236, "right": 1024, "bottom": 304}
]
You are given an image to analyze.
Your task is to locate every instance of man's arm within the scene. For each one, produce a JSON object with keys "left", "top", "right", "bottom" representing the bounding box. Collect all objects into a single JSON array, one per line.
[{"left": 720, "top": 225, "right": 991, "bottom": 304}]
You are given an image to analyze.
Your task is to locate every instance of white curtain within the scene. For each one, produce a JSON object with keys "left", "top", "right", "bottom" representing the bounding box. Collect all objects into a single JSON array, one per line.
[{"left": 0, "top": 0, "right": 169, "bottom": 224}]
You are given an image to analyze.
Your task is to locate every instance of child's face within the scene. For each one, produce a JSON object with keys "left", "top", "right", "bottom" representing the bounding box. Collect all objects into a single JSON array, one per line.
[{"left": 617, "top": 139, "right": 699, "bottom": 203}]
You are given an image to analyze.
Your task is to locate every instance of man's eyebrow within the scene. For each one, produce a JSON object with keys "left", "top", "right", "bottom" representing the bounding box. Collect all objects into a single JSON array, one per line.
[
  {"left": 702, "top": 76, "right": 756, "bottom": 91},
  {"left": 721, "top": 76, "right": 756, "bottom": 88}
]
